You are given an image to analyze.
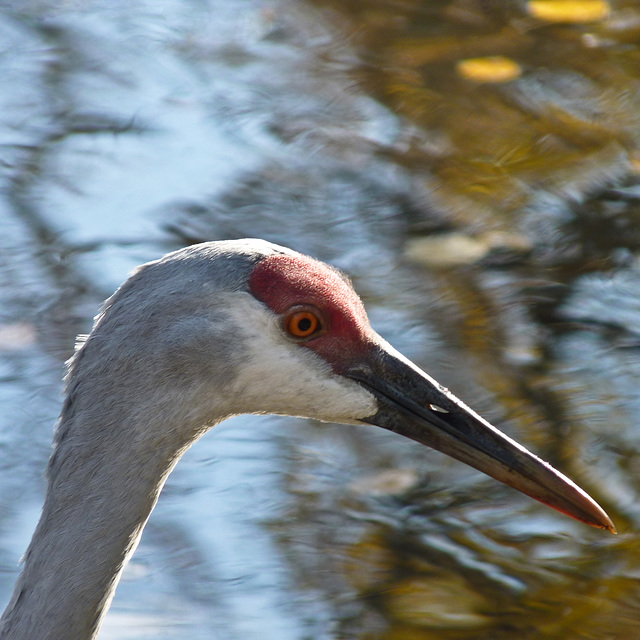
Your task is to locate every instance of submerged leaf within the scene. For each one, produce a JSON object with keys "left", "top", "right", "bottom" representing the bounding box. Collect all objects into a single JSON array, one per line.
[
  {"left": 457, "top": 56, "right": 522, "bottom": 83},
  {"left": 527, "top": 0, "right": 611, "bottom": 23}
]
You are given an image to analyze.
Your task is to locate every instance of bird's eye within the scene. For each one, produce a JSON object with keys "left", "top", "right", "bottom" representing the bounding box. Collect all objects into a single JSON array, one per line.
[{"left": 285, "top": 309, "right": 322, "bottom": 340}]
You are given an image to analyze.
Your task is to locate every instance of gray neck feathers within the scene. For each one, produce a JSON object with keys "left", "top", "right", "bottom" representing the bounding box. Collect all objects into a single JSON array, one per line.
[{"left": 0, "top": 240, "right": 275, "bottom": 640}]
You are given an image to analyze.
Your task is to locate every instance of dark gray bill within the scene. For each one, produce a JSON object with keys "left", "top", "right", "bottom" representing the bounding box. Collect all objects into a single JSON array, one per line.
[{"left": 347, "top": 341, "right": 615, "bottom": 533}]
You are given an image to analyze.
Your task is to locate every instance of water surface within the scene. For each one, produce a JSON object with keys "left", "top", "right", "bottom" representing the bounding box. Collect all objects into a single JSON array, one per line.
[{"left": 1, "top": 1, "right": 639, "bottom": 638}]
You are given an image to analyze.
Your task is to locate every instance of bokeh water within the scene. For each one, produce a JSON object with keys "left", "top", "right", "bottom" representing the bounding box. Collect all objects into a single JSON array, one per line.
[{"left": 1, "top": 1, "right": 640, "bottom": 638}]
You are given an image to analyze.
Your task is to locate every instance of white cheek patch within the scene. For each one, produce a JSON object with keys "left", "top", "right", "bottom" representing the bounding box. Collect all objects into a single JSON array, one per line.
[{"left": 222, "top": 294, "right": 378, "bottom": 423}]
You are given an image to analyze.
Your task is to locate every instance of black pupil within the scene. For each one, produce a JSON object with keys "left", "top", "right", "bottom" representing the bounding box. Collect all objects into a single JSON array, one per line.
[{"left": 298, "top": 317, "right": 312, "bottom": 333}]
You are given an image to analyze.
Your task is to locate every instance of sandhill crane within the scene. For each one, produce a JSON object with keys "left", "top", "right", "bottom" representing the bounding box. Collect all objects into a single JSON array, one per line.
[{"left": 0, "top": 239, "right": 614, "bottom": 640}]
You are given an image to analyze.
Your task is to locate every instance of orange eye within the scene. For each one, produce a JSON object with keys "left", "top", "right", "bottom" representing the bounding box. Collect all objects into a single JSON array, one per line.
[{"left": 285, "top": 309, "right": 322, "bottom": 339}]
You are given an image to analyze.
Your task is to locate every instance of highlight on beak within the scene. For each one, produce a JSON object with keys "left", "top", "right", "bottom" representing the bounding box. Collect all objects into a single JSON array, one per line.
[{"left": 346, "top": 341, "right": 616, "bottom": 534}]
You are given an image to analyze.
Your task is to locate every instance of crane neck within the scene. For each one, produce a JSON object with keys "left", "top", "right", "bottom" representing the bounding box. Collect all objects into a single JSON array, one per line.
[
  {"left": 0, "top": 279, "right": 247, "bottom": 640},
  {"left": 0, "top": 382, "right": 215, "bottom": 640}
]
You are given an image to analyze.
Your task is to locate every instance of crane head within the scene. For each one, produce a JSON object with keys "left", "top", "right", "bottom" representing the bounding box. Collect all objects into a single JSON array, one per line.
[{"left": 94, "top": 239, "right": 615, "bottom": 533}]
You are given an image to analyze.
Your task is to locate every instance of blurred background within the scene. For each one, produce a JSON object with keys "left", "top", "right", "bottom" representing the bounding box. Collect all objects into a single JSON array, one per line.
[{"left": 1, "top": 0, "right": 639, "bottom": 638}]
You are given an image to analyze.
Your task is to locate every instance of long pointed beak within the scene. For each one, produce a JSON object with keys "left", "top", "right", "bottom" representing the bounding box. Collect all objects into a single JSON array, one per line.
[{"left": 346, "top": 341, "right": 615, "bottom": 533}]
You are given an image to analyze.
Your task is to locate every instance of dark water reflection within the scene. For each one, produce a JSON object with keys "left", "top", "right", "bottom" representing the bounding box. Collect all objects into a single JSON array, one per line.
[{"left": 1, "top": 0, "right": 639, "bottom": 638}]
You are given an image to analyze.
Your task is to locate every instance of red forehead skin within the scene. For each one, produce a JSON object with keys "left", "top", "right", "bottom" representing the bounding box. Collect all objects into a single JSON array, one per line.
[{"left": 248, "top": 254, "right": 376, "bottom": 373}]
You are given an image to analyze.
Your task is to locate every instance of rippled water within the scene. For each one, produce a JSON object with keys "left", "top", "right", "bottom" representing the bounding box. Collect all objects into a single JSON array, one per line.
[{"left": 1, "top": 1, "right": 639, "bottom": 638}]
